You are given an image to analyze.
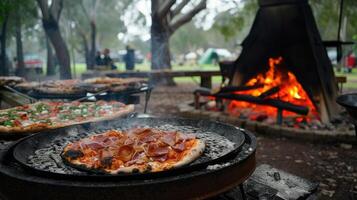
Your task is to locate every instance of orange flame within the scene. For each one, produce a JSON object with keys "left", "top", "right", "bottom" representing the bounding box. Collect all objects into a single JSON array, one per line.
[{"left": 227, "top": 57, "right": 318, "bottom": 122}]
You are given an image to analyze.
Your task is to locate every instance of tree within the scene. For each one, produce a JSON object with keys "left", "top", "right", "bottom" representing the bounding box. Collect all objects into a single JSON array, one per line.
[
  {"left": 76, "top": 0, "right": 99, "bottom": 69},
  {"left": 64, "top": 0, "right": 128, "bottom": 69},
  {"left": 0, "top": 0, "right": 12, "bottom": 76},
  {"left": 37, "top": 0, "right": 71, "bottom": 79},
  {"left": 150, "top": 0, "right": 207, "bottom": 85},
  {"left": 46, "top": 35, "right": 56, "bottom": 75},
  {"left": 12, "top": 0, "right": 37, "bottom": 77},
  {"left": 14, "top": 10, "right": 26, "bottom": 77},
  {"left": 213, "top": 0, "right": 258, "bottom": 41}
]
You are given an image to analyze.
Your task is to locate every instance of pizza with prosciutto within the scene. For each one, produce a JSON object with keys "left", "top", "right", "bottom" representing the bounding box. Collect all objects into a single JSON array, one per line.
[
  {"left": 0, "top": 76, "right": 25, "bottom": 86},
  {"left": 61, "top": 128, "right": 205, "bottom": 174},
  {"left": 0, "top": 101, "right": 134, "bottom": 133},
  {"left": 34, "top": 79, "right": 85, "bottom": 94},
  {"left": 83, "top": 77, "right": 147, "bottom": 92}
]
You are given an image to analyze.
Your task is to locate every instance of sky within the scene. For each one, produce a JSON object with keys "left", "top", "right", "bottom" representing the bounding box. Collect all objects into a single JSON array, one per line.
[{"left": 118, "top": 0, "right": 242, "bottom": 42}]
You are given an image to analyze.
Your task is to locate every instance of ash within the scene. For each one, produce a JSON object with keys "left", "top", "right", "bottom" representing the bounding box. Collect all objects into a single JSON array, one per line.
[
  {"left": 27, "top": 123, "right": 238, "bottom": 175},
  {"left": 206, "top": 142, "right": 254, "bottom": 170},
  {"left": 206, "top": 162, "right": 231, "bottom": 170}
]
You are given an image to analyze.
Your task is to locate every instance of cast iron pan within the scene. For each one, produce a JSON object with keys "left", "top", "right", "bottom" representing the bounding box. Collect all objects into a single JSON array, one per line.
[
  {"left": 95, "top": 85, "right": 151, "bottom": 101},
  {"left": 12, "top": 117, "right": 245, "bottom": 180},
  {"left": 28, "top": 90, "right": 87, "bottom": 100},
  {"left": 336, "top": 93, "right": 357, "bottom": 120}
]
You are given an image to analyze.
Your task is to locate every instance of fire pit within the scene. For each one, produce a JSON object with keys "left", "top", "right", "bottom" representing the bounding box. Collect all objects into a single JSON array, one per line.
[
  {"left": 0, "top": 117, "right": 256, "bottom": 200},
  {"left": 188, "top": 0, "right": 357, "bottom": 144}
]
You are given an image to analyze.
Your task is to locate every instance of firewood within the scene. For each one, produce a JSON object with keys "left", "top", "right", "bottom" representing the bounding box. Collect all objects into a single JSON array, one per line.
[
  {"left": 215, "top": 93, "right": 309, "bottom": 115},
  {"left": 258, "top": 86, "right": 280, "bottom": 99}
]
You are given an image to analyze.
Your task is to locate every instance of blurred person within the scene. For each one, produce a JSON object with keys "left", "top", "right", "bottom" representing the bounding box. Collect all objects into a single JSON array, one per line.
[
  {"left": 345, "top": 51, "right": 356, "bottom": 73},
  {"left": 123, "top": 45, "right": 135, "bottom": 70},
  {"left": 13, "top": 57, "right": 19, "bottom": 75},
  {"left": 211, "top": 51, "right": 219, "bottom": 65},
  {"left": 103, "top": 48, "right": 117, "bottom": 70},
  {"left": 95, "top": 51, "right": 103, "bottom": 66}
]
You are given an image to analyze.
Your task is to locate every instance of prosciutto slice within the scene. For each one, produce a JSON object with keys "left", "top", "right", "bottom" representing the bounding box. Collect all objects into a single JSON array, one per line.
[{"left": 147, "top": 144, "right": 170, "bottom": 157}]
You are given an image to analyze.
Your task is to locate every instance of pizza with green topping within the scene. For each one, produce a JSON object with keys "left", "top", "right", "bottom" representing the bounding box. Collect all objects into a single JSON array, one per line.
[{"left": 0, "top": 101, "right": 134, "bottom": 133}]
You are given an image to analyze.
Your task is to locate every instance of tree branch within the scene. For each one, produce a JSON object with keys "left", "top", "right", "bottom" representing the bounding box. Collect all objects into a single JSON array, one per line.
[
  {"left": 151, "top": 0, "right": 160, "bottom": 15},
  {"left": 157, "top": 0, "right": 176, "bottom": 17},
  {"left": 50, "top": 0, "right": 63, "bottom": 21},
  {"left": 169, "top": 0, "right": 206, "bottom": 32},
  {"left": 80, "top": 0, "right": 90, "bottom": 22},
  {"left": 91, "top": 0, "right": 99, "bottom": 22},
  {"left": 36, "top": 0, "right": 50, "bottom": 20},
  {"left": 171, "top": 0, "right": 190, "bottom": 17}
]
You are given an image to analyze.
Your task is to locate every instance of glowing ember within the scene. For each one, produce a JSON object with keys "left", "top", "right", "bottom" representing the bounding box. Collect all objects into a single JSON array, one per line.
[{"left": 227, "top": 57, "right": 318, "bottom": 122}]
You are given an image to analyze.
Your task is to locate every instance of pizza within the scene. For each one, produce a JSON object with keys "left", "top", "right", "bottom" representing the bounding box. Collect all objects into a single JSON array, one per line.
[
  {"left": 14, "top": 81, "right": 41, "bottom": 92},
  {"left": 34, "top": 79, "right": 85, "bottom": 94},
  {"left": 0, "top": 101, "right": 134, "bottom": 133},
  {"left": 74, "top": 82, "right": 109, "bottom": 93},
  {"left": 83, "top": 77, "right": 147, "bottom": 92},
  {"left": 0, "top": 76, "right": 25, "bottom": 86},
  {"left": 83, "top": 77, "right": 121, "bottom": 85},
  {"left": 61, "top": 128, "right": 205, "bottom": 174}
]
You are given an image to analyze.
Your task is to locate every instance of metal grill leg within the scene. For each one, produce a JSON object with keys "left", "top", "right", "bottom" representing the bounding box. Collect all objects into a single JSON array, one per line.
[
  {"left": 276, "top": 108, "right": 283, "bottom": 125},
  {"left": 144, "top": 89, "right": 152, "bottom": 113},
  {"left": 239, "top": 184, "right": 247, "bottom": 200}
]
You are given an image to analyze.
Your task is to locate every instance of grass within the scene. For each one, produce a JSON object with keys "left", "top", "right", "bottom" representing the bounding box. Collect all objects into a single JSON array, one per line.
[{"left": 335, "top": 68, "right": 357, "bottom": 89}]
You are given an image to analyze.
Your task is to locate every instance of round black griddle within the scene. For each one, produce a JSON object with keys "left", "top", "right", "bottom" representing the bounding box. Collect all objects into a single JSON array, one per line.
[
  {"left": 94, "top": 85, "right": 151, "bottom": 101},
  {"left": 337, "top": 93, "right": 357, "bottom": 119},
  {"left": 12, "top": 117, "right": 245, "bottom": 180},
  {"left": 337, "top": 93, "right": 357, "bottom": 137},
  {"left": 28, "top": 90, "right": 87, "bottom": 100},
  {"left": 0, "top": 130, "right": 256, "bottom": 200}
]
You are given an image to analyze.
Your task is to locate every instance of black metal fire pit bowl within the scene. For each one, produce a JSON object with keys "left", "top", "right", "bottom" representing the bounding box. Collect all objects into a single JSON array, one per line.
[
  {"left": 0, "top": 117, "right": 256, "bottom": 200},
  {"left": 337, "top": 93, "right": 357, "bottom": 136}
]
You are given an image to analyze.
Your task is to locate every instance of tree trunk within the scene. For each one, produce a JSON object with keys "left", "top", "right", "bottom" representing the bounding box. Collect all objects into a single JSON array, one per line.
[
  {"left": 0, "top": 15, "right": 9, "bottom": 76},
  {"left": 150, "top": 15, "right": 175, "bottom": 85},
  {"left": 88, "top": 21, "right": 96, "bottom": 69},
  {"left": 46, "top": 35, "right": 56, "bottom": 76},
  {"left": 15, "top": 14, "right": 26, "bottom": 77},
  {"left": 42, "top": 17, "right": 71, "bottom": 79},
  {"left": 80, "top": 33, "right": 90, "bottom": 69}
]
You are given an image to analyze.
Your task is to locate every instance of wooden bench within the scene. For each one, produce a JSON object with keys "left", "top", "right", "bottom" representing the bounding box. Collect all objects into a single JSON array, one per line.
[
  {"left": 335, "top": 75, "right": 347, "bottom": 92},
  {"left": 82, "top": 70, "right": 222, "bottom": 88}
]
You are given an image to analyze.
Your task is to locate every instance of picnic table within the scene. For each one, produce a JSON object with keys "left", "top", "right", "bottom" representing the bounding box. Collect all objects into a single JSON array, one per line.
[
  {"left": 82, "top": 70, "right": 222, "bottom": 88},
  {"left": 335, "top": 75, "right": 347, "bottom": 92}
]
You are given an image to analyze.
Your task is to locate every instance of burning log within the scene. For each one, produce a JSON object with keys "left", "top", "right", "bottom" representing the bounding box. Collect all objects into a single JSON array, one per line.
[
  {"left": 217, "top": 84, "right": 264, "bottom": 94},
  {"left": 258, "top": 86, "right": 280, "bottom": 99},
  {"left": 215, "top": 93, "right": 309, "bottom": 115},
  {"left": 194, "top": 84, "right": 264, "bottom": 96}
]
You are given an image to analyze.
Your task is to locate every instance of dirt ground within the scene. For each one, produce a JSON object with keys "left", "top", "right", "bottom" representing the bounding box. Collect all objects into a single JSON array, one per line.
[{"left": 137, "top": 83, "right": 357, "bottom": 200}]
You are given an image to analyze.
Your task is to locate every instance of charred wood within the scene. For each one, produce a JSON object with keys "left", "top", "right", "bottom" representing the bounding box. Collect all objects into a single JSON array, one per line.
[
  {"left": 216, "top": 93, "right": 309, "bottom": 115},
  {"left": 218, "top": 84, "right": 264, "bottom": 94},
  {"left": 258, "top": 86, "right": 280, "bottom": 99}
]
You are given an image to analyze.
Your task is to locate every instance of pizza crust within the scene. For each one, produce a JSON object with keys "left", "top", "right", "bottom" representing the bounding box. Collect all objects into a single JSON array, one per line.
[
  {"left": 0, "top": 124, "right": 51, "bottom": 134},
  {"left": 68, "top": 104, "right": 134, "bottom": 125},
  {"left": 171, "top": 139, "right": 205, "bottom": 168},
  {"left": 14, "top": 82, "right": 40, "bottom": 91}
]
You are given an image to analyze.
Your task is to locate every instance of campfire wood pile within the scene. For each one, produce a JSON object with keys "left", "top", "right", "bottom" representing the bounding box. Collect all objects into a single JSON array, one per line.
[{"left": 195, "top": 57, "right": 315, "bottom": 125}]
